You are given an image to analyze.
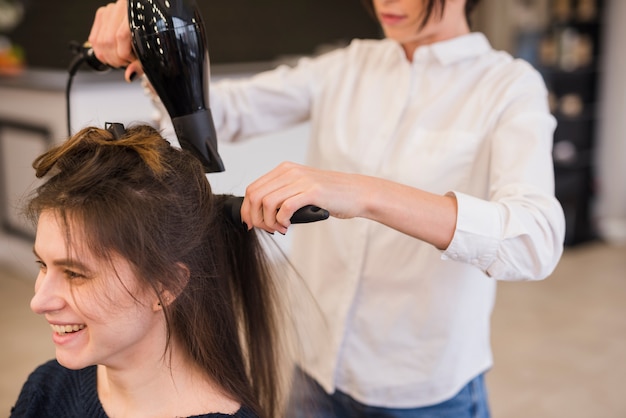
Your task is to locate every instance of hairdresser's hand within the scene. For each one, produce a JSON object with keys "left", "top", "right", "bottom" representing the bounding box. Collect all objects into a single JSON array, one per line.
[
  {"left": 241, "top": 162, "right": 364, "bottom": 234},
  {"left": 88, "top": 0, "right": 142, "bottom": 82},
  {"left": 241, "top": 161, "right": 458, "bottom": 249}
]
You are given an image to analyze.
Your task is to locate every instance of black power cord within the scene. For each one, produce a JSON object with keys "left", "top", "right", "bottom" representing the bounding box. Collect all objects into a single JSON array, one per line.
[{"left": 66, "top": 41, "right": 111, "bottom": 137}]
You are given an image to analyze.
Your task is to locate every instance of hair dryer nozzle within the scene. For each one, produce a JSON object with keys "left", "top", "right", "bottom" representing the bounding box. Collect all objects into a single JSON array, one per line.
[{"left": 172, "top": 110, "right": 225, "bottom": 173}]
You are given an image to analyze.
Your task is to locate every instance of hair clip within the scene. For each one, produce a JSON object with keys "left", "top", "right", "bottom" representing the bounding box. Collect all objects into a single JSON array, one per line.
[{"left": 105, "top": 122, "right": 126, "bottom": 140}]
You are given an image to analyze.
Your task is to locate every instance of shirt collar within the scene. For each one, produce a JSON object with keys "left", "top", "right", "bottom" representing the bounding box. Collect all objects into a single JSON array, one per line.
[{"left": 394, "top": 32, "right": 491, "bottom": 66}]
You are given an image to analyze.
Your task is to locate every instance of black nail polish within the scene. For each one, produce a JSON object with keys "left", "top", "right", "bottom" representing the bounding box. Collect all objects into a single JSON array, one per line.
[{"left": 129, "top": 72, "right": 137, "bottom": 82}]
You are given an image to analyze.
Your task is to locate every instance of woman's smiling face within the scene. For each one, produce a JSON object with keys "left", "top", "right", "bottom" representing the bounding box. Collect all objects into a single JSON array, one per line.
[{"left": 30, "top": 210, "right": 165, "bottom": 371}]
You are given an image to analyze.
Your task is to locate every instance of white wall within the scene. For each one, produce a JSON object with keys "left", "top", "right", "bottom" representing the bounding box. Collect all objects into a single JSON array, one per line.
[
  {"left": 0, "top": 84, "right": 68, "bottom": 277},
  {"left": 595, "top": 0, "right": 626, "bottom": 244}
]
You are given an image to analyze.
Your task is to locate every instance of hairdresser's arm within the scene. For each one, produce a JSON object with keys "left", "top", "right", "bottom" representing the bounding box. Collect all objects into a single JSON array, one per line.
[
  {"left": 88, "top": 0, "right": 143, "bottom": 82},
  {"left": 241, "top": 163, "right": 457, "bottom": 250},
  {"left": 210, "top": 49, "right": 346, "bottom": 142},
  {"left": 242, "top": 68, "right": 565, "bottom": 281}
]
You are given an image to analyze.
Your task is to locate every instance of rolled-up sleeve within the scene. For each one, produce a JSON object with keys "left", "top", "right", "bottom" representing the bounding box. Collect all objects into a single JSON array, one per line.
[{"left": 443, "top": 65, "right": 565, "bottom": 281}]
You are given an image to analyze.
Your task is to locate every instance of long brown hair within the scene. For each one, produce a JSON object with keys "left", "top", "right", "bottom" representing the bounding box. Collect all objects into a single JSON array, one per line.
[
  {"left": 360, "top": 0, "right": 481, "bottom": 29},
  {"left": 26, "top": 124, "right": 284, "bottom": 417}
]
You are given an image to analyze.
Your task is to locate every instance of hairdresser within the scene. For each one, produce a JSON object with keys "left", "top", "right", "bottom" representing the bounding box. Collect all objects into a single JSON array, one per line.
[{"left": 88, "top": 0, "right": 565, "bottom": 416}]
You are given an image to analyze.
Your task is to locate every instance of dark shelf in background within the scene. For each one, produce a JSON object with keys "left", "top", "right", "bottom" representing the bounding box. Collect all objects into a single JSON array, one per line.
[{"left": 516, "top": 0, "right": 604, "bottom": 246}]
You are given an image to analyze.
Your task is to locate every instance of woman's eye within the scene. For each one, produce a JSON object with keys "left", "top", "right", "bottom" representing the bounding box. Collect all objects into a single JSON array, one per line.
[
  {"left": 35, "top": 260, "right": 46, "bottom": 272},
  {"left": 65, "top": 270, "right": 85, "bottom": 280}
]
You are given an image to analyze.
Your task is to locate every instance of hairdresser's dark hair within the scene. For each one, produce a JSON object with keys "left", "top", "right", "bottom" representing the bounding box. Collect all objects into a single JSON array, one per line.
[
  {"left": 27, "top": 125, "right": 283, "bottom": 418},
  {"left": 361, "top": 0, "right": 481, "bottom": 29}
]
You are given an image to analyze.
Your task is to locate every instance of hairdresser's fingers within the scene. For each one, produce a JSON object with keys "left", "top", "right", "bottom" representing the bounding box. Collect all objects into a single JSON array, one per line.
[
  {"left": 88, "top": 1, "right": 133, "bottom": 68},
  {"left": 245, "top": 162, "right": 338, "bottom": 232},
  {"left": 240, "top": 191, "right": 272, "bottom": 232},
  {"left": 244, "top": 191, "right": 288, "bottom": 235},
  {"left": 89, "top": 3, "right": 121, "bottom": 65},
  {"left": 239, "top": 197, "right": 251, "bottom": 230},
  {"left": 114, "top": 4, "right": 135, "bottom": 63},
  {"left": 87, "top": 7, "right": 103, "bottom": 47},
  {"left": 87, "top": 3, "right": 108, "bottom": 47},
  {"left": 240, "top": 194, "right": 266, "bottom": 231},
  {"left": 257, "top": 176, "right": 322, "bottom": 228},
  {"left": 243, "top": 162, "right": 365, "bottom": 232},
  {"left": 274, "top": 191, "right": 317, "bottom": 227},
  {"left": 244, "top": 162, "right": 291, "bottom": 199},
  {"left": 242, "top": 163, "right": 286, "bottom": 229},
  {"left": 245, "top": 161, "right": 306, "bottom": 197},
  {"left": 124, "top": 61, "right": 144, "bottom": 82},
  {"left": 244, "top": 163, "right": 305, "bottom": 232},
  {"left": 261, "top": 191, "right": 293, "bottom": 234},
  {"left": 265, "top": 163, "right": 363, "bottom": 223}
]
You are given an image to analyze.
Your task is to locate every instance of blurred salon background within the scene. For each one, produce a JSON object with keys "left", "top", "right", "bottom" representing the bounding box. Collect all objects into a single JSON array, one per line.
[{"left": 1, "top": 0, "right": 624, "bottom": 416}]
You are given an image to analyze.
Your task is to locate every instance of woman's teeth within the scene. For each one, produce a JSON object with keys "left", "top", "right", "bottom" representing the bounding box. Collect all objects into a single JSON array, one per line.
[{"left": 51, "top": 324, "right": 85, "bottom": 335}]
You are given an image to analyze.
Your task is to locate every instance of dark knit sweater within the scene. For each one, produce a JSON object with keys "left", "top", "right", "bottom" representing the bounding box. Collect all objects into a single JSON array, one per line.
[{"left": 10, "top": 360, "right": 259, "bottom": 418}]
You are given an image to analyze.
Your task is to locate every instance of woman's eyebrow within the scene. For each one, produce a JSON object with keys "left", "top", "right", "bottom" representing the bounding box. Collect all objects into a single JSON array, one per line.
[{"left": 32, "top": 246, "right": 93, "bottom": 272}]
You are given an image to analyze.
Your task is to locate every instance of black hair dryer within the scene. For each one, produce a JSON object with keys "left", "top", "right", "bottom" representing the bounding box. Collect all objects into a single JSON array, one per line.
[
  {"left": 128, "top": 0, "right": 328, "bottom": 224},
  {"left": 128, "top": 0, "right": 224, "bottom": 173},
  {"left": 74, "top": 0, "right": 328, "bottom": 224}
]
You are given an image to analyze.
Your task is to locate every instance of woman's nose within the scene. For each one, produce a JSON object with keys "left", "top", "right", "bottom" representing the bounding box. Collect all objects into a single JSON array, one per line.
[{"left": 30, "top": 270, "right": 66, "bottom": 315}]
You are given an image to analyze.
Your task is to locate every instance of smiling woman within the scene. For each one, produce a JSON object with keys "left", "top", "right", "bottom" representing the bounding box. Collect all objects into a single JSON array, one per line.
[
  {"left": 30, "top": 210, "right": 163, "bottom": 373},
  {"left": 10, "top": 124, "right": 290, "bottom": 418}
]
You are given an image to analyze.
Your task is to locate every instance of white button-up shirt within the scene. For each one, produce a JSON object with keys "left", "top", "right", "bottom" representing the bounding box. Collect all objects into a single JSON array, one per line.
[{"left": 206, "top": 33, "right": 565, "bottom": 408}]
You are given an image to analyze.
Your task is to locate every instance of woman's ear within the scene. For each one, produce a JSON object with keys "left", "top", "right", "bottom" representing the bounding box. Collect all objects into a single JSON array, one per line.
[
  {"left": 153, "top": 290, "right": 176, "bottom": 312},
  {"left": 152, "top": 262, "right": 190, "bottom": 312}
]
